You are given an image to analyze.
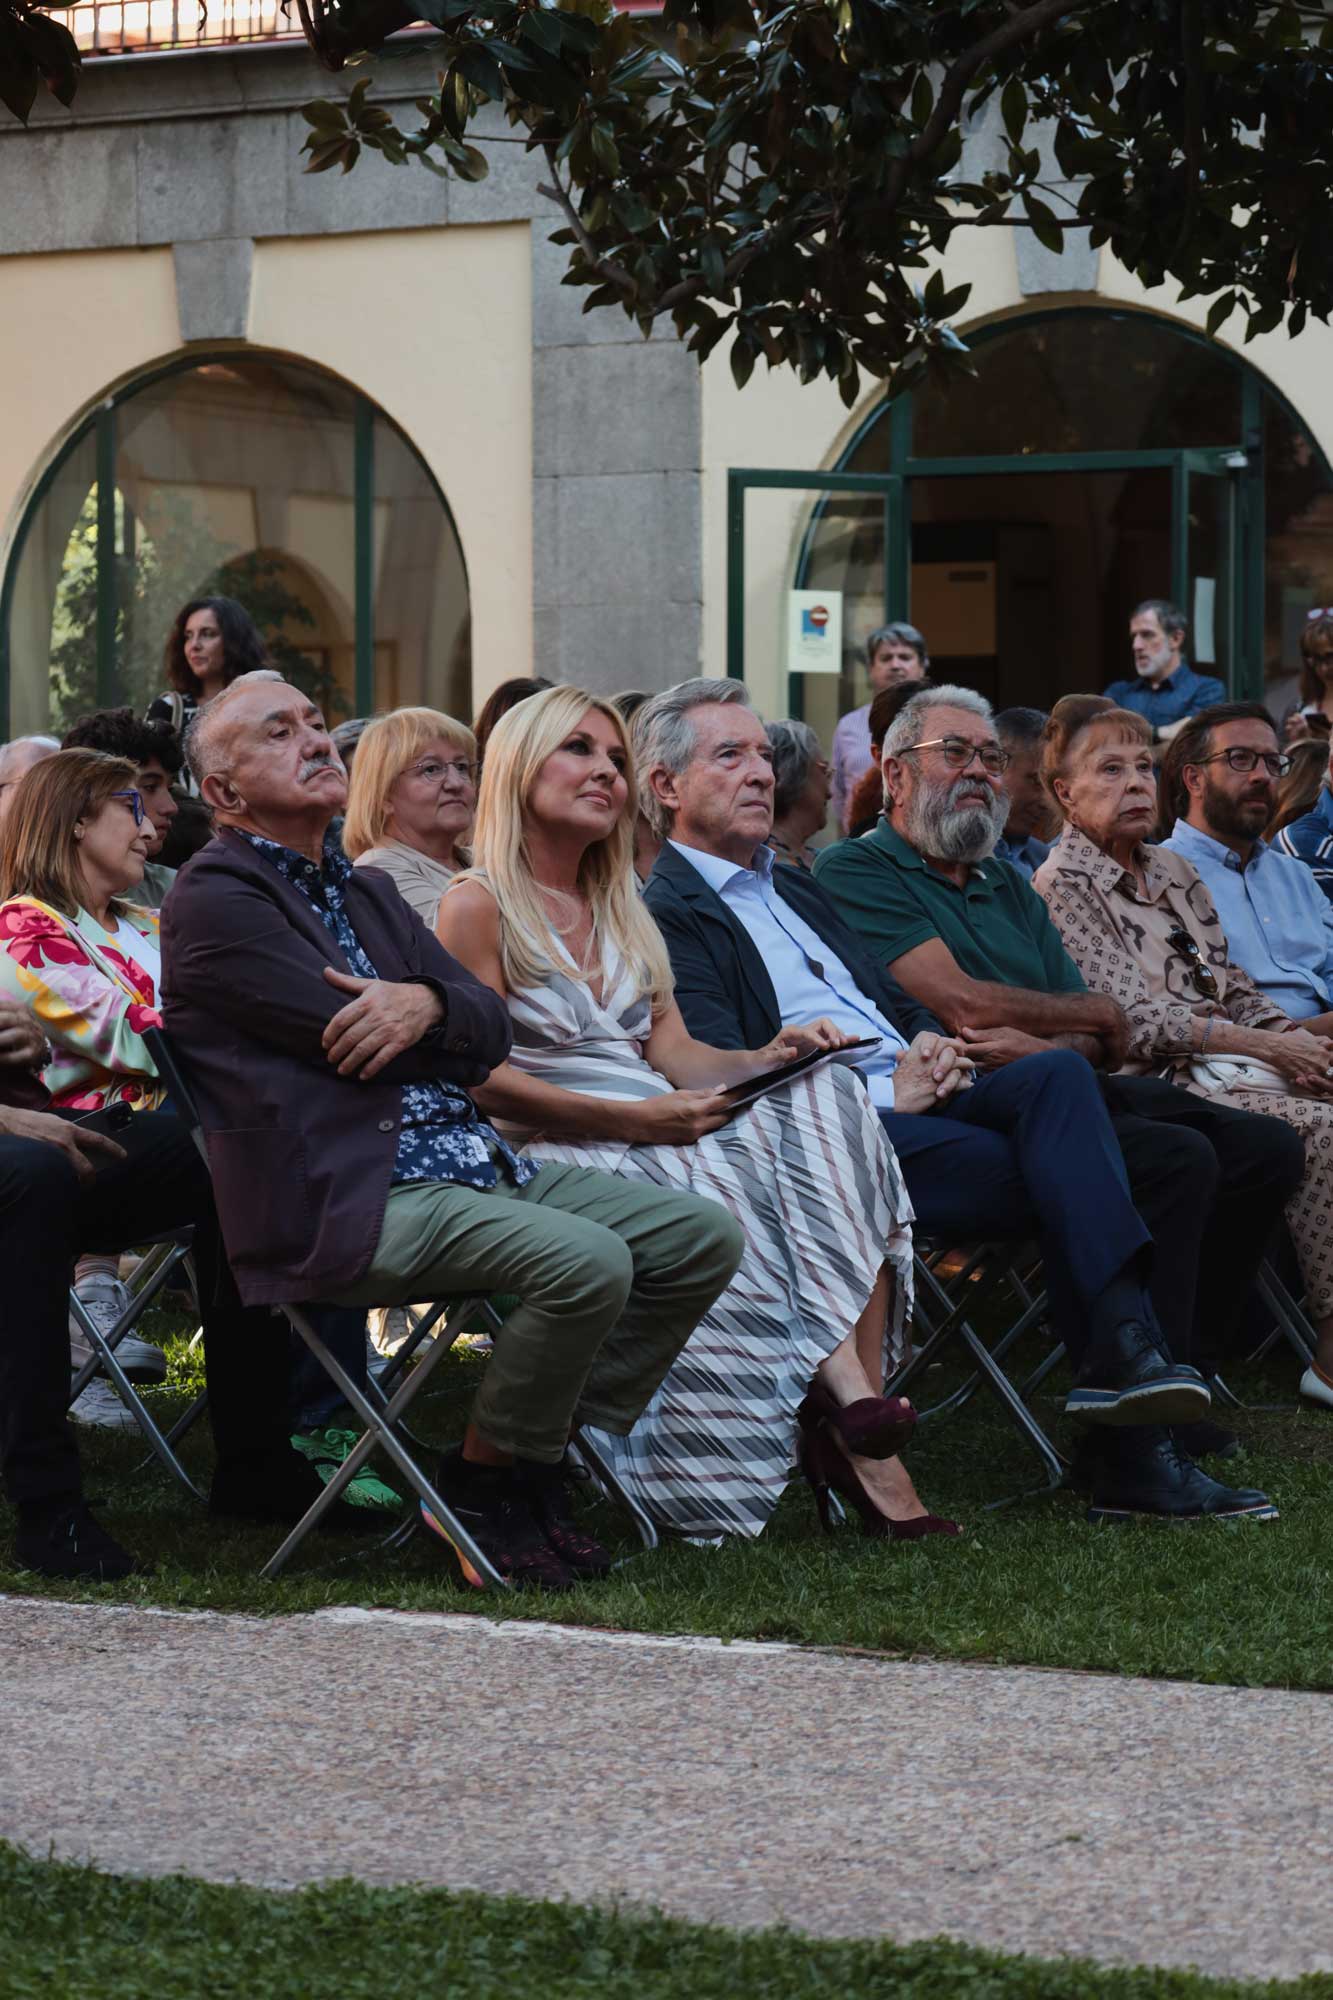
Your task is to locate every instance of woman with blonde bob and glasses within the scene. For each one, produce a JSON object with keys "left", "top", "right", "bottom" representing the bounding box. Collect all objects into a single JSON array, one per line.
[
  {"left": 343, "top": 707, "right": 477, "bottom": 932},
  {"left": 1032, "top": 694, "right": 1333, "bottom": 1411},
  {"left": 437, "top": 685, "right": 948, "bottom": 1543}
]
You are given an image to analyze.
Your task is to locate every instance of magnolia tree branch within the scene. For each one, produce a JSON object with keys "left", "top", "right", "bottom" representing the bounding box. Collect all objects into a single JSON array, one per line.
[{"left": 884, "top": 0, "right": 1093, "bottom": 212}]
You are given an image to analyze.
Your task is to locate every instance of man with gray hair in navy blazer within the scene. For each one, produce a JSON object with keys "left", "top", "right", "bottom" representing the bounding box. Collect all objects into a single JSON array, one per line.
[{"left": 640, "top": 677, "right": 1295, "bottom": 1527}]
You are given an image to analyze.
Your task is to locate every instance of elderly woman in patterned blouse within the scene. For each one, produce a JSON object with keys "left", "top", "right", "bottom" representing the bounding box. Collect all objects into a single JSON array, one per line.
[{"left": 1032, "top": 694, "right": 1333, "bottom": 1410}]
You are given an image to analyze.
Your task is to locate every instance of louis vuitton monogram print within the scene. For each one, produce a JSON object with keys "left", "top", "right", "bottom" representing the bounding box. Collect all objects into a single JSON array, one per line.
[
  {"left": 1035, "top": 826, "right": 1333, "bottom": 1319},
  {"left": 1033, "top": 828, "right": 1288, "bottom": 1076}
]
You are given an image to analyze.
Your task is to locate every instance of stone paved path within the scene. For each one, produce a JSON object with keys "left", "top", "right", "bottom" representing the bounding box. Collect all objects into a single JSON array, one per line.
[{"left": 2, "top": 1593, "right": 1330, "bottom": 1982}]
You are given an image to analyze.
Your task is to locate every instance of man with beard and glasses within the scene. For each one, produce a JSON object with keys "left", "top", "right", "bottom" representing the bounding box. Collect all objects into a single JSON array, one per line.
[
  {"left": 641, "top": 678, "right": 1295, "bottom": 1524},
  {"left": 1161, "top": 703, "right": 1333, "bottom": 1032},
  {"left": 1103, "top": 600, "right": 1225, "bottom": 749},
  {"left": 806, "top": 683, "right": 1304, "bottom": 1513}
]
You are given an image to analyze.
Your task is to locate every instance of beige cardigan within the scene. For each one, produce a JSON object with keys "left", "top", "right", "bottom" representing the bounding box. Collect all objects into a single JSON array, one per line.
[{"left": 352, "top": 841, "right": 458, "bottom": 933}]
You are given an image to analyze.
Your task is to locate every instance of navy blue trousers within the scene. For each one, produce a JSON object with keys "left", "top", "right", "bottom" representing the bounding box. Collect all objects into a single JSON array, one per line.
[{"left": 883, "top": 1051, "right": 1301, "bottom": 1373}]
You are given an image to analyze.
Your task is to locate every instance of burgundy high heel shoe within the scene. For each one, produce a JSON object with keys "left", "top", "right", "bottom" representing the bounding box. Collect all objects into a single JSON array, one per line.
[
  {"left": 799, "top": 1377, "right": 917, "bottom": 1461},
  {"left": 798, "top": 1426, "right": 960, "bottom": 1542}
]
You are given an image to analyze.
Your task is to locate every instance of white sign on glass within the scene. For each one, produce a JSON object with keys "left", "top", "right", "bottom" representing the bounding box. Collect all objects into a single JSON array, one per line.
[{"left": 787, "top": 589, "right": 843, "bottom": 674}]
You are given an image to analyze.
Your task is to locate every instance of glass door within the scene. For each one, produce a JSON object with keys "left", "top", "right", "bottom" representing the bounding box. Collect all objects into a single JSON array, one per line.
[{"left": 1178, "top": 448, "right": 1243, "bottom": 691}]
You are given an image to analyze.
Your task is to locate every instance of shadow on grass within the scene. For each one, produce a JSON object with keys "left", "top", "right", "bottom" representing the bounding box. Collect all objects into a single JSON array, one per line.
[{"left": 5, "top": 1309, "right": 1333, "bottom": 1691}]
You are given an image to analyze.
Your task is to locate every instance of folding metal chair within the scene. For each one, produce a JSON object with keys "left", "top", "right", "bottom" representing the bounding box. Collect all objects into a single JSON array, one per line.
[
  {"left": 68, "top": 1228, "right": 207, "bottom": 1502},
  {"left": 886, "top": 1238, "right": 1069, "bottom": 1505},
  {"left": 145, "top": 1028, "right": 658, "bottom": 1586}
]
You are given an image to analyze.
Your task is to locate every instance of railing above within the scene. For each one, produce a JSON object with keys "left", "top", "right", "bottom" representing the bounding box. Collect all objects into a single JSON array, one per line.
[
  {"left": 47, "top": 0, "right": 660, "bottom": 58},
  {"left": 50, "top": 0, "right": 303, "bottom": 54}
]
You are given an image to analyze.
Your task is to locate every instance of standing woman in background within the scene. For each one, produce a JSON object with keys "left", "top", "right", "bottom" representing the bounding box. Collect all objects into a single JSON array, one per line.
[{"left": 148, "top": 596, "right": 271, "bottom": 736}]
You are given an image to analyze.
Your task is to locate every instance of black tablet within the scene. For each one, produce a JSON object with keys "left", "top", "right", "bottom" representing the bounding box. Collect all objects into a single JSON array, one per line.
[{"left": 719, "top": 1037, "right": 881, "bottom": 1112}]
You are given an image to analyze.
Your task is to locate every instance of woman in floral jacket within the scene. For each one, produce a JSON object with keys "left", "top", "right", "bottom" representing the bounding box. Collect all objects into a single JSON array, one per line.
[
  {"left": 0, "top": 747, "right": 172, "bottom": 1397},
  {"left": 0, "top": 749, "right": 163, "bottom": 1113}
]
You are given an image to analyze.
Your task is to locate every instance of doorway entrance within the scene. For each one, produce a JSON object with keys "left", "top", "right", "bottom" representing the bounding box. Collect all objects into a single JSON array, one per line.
[{"left": 727, "top": 308, "right": 1333, "bottom": 747}]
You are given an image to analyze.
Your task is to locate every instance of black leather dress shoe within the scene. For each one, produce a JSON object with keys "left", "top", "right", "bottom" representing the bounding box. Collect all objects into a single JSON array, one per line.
[
  {"left": 1173, "top": 1418, "right": 1243, "bottom": 1462},
  {"left": 1087, "top": 1432, "right": 1277, "bottom": 1524},
  {"left": 1065, "top": 1319, "right": 1211, "bottom": 1427}
]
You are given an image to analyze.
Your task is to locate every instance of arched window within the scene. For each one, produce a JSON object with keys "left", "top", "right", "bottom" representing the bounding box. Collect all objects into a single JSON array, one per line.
[
  {"left": 791, "top": 308, "right": 1333, "bottom": 745},
  {"left": 0, "top": 353, "right": 470, "bottom": 736}
]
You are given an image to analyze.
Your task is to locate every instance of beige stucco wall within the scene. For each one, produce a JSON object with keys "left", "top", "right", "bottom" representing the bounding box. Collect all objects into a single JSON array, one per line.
[
  {"left": 698, "top": 220, "right": 1333, "bottom": 709},
  {"left": 0, "top": 223, "right": 531, "bottom": 712}
]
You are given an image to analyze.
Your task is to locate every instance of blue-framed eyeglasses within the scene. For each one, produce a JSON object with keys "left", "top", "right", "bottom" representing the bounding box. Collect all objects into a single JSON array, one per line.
[{"left": 111, "top": 789, "right": 146, "bottom": 827}]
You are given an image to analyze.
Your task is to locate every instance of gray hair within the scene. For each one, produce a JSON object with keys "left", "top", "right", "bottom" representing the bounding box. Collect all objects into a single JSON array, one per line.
[
  {"left": 184, "top": 668, "right": 286, "bottom": 788},
  {"left": 636, "top": 678, "right": 756, "bottom": 839},
  {"left": 882, "top": 684, "right": 994, "bottom": 763},
  {"left": 1133, "top": 598, "right": 1188, "bottom": 644},
  {"left": 331, "top": 716, "right": 369, "bottom": 754},
  {"left": 866, "top": 621, "right": 929, "bottom": 668},
  {"left": 766, "top": 718, "right": 823, "bottom": 818}
]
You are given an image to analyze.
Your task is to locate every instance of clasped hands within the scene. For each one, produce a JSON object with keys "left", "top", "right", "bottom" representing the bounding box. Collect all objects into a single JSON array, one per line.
[
  {"left": 762, "top": 1020, "right": 976, "bottom": 1118},
  {"left": 322, "top": 968, "right": 445, "bottom": 1079}
]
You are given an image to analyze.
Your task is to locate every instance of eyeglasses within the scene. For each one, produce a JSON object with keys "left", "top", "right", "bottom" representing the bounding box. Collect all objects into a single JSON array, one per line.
[
  {"left": 1306, "top": 608, "right": 1333, "bottom": 621},
  {"left": 1187, "top": 748, "right": 1290, "bottom": 779},
  {"left": 1166, "top": 925, "right": 1221, "bottom": 1000},
  {"left": 901, "top": 736, "right": 1010, "bottom": 775},
  {"left": 404, "top": 757, "right": 475, "bottom": 785},
  {"left": 111, "top": 789, "right": 146, "bottom": 827}
]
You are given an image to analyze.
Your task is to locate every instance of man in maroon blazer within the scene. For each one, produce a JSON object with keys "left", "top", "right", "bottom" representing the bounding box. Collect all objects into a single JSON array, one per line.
[{"left": 161, "top": 674, "right": 743, "bottom": 1592}]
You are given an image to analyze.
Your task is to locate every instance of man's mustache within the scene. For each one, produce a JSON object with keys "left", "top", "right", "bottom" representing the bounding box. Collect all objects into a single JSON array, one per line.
[{"left": 299, "top": 754, "right": 345, "bottom": 784}]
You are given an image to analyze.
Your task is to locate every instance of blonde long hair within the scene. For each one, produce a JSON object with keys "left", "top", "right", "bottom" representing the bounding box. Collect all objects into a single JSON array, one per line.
[
  {"left": 459, "top": 684, "right": 674, "bottom": 1013},
  {"left": 342, "top": 706, "right": 477, "bottom": 859}
]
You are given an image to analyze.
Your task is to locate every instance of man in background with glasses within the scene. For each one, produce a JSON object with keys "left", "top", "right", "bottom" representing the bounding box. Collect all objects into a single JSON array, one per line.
[{"left": 1162, "top": 703, "right": 1333, "bottom": 1032}]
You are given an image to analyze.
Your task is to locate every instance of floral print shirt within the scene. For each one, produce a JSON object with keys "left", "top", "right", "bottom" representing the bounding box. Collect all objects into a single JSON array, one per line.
[
  {"left": 1031, "top": 825, "right": 1289, "bottom": 1077},
  {"left": 238, "top": 827, "right": 536, "bottom": 1192},
  {"left": 0, "top": 897, "right": 165, "bottom": 1111}
]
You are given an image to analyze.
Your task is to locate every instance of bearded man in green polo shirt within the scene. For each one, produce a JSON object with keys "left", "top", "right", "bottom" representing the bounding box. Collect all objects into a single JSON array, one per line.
[{"left": 814, "top": 682, "right": 1307, "bottom": 1491}]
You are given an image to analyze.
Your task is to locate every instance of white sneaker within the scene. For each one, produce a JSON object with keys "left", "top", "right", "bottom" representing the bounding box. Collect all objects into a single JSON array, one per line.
[
  {"left": 72, "top": 1278, "right": 167, "bottom": 1385},
  {"left": 1299, "top": 1365, "right": 1333, "bottom": 1409},
  {"left": 69, "top": 1378, "right": 140, "bottom": 1430}
]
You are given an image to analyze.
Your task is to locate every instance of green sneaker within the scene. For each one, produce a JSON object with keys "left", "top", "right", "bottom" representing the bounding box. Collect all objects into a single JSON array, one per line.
[{"left": 290, "top": 1429, "right": 402, "bottom": 1512}]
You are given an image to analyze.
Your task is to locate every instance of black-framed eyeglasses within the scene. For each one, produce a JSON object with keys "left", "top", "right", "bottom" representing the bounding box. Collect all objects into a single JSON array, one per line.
[
  {"left": 1187, "top": 747, "right": 1290, "bottom": 779},
  {"left": 1166, "top": 925, "right": 1220, "bottom": 1000},
  {"left": 111, "top": 789, "right": 146, "bottom": 827},
  {"left": 902, "top": 736, "right": 1010, "bottom": 776}
]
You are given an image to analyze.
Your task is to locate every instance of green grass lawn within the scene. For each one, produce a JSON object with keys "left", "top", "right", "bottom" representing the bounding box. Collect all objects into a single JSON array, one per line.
[
  {"left": 0, "top": 1840, "right": 1324, "bottom": 2000},
  {"left": 5, "top": 1307, "right": 1332, "bottom": 1690}
]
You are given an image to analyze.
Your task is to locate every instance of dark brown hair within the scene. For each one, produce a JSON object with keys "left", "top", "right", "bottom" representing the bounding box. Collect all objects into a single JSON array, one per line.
[
  {"left": 1298, "top": 608, "right": 1333, "bottom": 708},
  {"left": 1265, "top": 734, "right": 1328, "bottom": 839},
  {"left": 164, "top": 596, "right": 271, "bottom": 700},
  {"left": 1156, "top": 701, "right": 1277, "bottom": 834},
  {"left": 472, "top": 677, "right": 554, "bottom": 766}
]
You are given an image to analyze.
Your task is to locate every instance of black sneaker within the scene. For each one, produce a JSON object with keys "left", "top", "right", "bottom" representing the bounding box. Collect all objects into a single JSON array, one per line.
[
  {"left": 516, "top": 1458, "right": 613, "bottom": 1577},
  {"left": 421, "top": 1451, "right": 577, "bottom": 1593},
  {"left": 1087, "top": 1432, "right": 1277, "bottom": 1524},
  {"left": 1065, "top": 1319, "right": 1211, "bottom": 1428},
  {"left": 14, "top": 1500, "right": 143, "bottom": 1581},
  {"left": 1173, "top": 1418, "right": 1243, "bottom": 1462}
]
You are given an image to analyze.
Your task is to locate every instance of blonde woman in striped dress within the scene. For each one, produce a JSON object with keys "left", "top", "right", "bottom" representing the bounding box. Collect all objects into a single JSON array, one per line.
[{"left": 438, "top": 685, "right": 942, "bottom": 1542}]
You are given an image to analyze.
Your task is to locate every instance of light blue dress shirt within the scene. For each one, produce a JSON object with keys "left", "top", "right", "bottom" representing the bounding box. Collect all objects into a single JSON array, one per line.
[
  {"left": 667, "top": 840, "right": 909, "bottom": 1108},
  {"left": 1162, "top": 817, "right": 1333, "bottom": 1021}
]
